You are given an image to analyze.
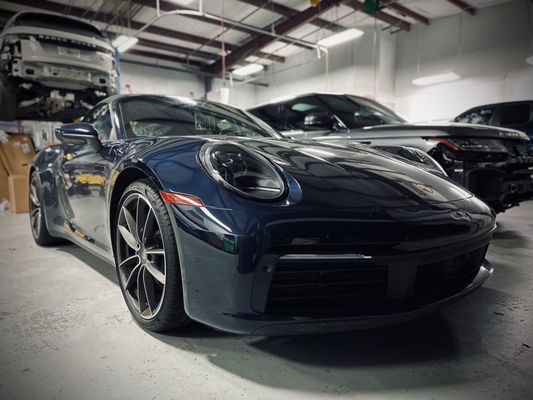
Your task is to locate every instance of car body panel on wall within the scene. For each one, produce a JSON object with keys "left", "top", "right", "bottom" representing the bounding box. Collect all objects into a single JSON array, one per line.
[
  {"left": 30, "top": 95, "right": 496, "bottom": 335},
  {"left": 0, "top": 11, "right": 118, "bottom": 121},
  {"left": 248, "top": 93, "right": 533, "bottom": 213}
]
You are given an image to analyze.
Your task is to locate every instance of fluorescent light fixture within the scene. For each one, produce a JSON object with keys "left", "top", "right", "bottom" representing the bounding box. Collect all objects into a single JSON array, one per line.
[
  {"left": 167, "top": 0, "right": 196, "bottom": 4},
  {"left": 317, "top": 28, "right": 364, "bottom": 48},
  {"left": 112, "top": 35, "right": 138, "bottom": 53},
  {"left": 526, "top": 55, "right": 533, "bottom": 66},
  {"left": 412, "top": 72, "right": 461, "bottom": 86},
  {"left": 232, "top": 63, "right": 264, "bottom": 77}
]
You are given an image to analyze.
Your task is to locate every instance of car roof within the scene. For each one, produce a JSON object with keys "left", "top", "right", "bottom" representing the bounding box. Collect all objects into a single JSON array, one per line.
[
  {"left": 5, "top": 11, "right": 104, "bottom": 35},
  {"left": 249, "top": 92, "right": 367, "bottom": 110},
  {"left": 99, "top": 94, "right": 240, "bottom": 111},
  {"left": 459, "top": 100, "right": 533, "bottom": 114}
]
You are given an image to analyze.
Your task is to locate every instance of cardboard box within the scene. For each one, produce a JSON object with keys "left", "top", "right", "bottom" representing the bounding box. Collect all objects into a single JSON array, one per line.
[
  {"left": 0, "top": 134, "right": 36, "bottom": 176},
  {"left": 8, "top": 175, "right": 29, "bottom": 213}
]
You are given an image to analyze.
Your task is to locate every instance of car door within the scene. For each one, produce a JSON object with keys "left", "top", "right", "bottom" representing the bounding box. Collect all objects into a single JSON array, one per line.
[
  {"left": 279, "top": 96, "right": 336, "bottom": 139},
  {"left": 58, "top": 103, "right": 120, "bottom": 251},
  {"left": 497, "top": 103, "right": 533, "bottom": 137}
]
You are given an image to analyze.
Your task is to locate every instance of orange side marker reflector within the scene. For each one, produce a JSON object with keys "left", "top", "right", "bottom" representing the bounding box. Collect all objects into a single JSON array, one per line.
[{"left": 160, "top": 191, "right": 205, "bottom": 207}]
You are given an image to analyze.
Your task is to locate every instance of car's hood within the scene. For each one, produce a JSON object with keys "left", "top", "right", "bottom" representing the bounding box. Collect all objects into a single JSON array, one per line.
[
  {"left": 197, "top": 137, "right": 474, "bottom": 209},
  {"left": 352, "top": 123, "right": 530, "bottom": 141}
]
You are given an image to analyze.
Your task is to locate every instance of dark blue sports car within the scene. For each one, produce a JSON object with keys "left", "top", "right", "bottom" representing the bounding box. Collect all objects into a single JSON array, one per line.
[{"left": 29, "top": 95, "right": 496, "bottom": 335}]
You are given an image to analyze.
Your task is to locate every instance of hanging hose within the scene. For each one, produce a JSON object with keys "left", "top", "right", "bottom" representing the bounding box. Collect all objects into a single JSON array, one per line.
[{"left": 220, "top": 0, "right": 226, "bottom": 81}]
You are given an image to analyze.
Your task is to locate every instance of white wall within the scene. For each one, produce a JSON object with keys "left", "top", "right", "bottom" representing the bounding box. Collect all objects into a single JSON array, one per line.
[
  {"left": 207, "top": 77, "right": 257, "bottom": 108},
  {"left": 119, "top": 61, "right": 257, "bottom": 108},
  {"left": 251, "top": 26, "right": 397, "bottom": 108},
  {"left": 394, "top": 0, "right": 533, "bottom": 122},
  {"left": 119, "top": 62, "right": 204, "bottom": 99},
  {"left": 115, "top": 0, "right": 533, "bottom": 121}
]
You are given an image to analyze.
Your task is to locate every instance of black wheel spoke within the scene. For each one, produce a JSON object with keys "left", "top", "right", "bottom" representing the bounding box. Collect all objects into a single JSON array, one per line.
[
  {"left": 137, "top": 265, "right": 150, "bottom": 316},
  {"left": 124, "top": 262, "right": 141, "bottom": 291},
  {"left": 145, "top": 259, "right": 165, "bottom": 284},
  {"left": 136, "top": 197, "right": 149, "bottom": 241},
  {"left": 143, "top": 267, "right": 158, "bottom": 313},
  {"left": 29, "top": 178, "right": 41, "bottom": 238},
  {"left": 118, "top": 223, "right": 140, "bottom": 250},
  {"left": 29, "top": 184, "right": 39, "bottom": 207},
  {"left": 142, "top": 209, "right": 155, "bottom": 247}
]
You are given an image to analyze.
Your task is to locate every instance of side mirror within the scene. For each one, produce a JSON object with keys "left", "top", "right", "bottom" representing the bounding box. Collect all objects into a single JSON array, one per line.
[
  {"left": 56, "top": 123, "right": 102, "bottom": 152},
  {"left": 304, "top": 112, "right": 334, "bottom": 130}
]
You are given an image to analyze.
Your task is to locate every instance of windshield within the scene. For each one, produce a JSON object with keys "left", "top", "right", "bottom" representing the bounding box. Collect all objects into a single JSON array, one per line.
[
  {"left": 319, "top": 94, "right": 405, "bottom": 128},
  {"left": 12, "top": 13, "right": 105, "bottom": 38},
  {"left": 120, "top": 96, "right": 281, "bottom": 139}
]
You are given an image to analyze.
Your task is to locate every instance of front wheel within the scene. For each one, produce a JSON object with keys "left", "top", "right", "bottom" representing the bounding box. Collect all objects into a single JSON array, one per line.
[
  {"left": 29, "top": 172, "right": 63, "bottom": 246},
  {"left": 115, "top": 180, "right": 189, "bottom": 332}
]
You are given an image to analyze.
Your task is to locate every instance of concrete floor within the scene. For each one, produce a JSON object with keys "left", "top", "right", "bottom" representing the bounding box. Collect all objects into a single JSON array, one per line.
[{"left": 0, "top": 204, "right": 532, "bottom": 400}]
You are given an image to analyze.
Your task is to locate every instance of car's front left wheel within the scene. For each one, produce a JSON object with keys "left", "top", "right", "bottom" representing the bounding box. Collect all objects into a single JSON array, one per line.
[
  {"left": 115, "top": 180, "right": 189, "bottom": 332},
  {"left": 29, "top": 172, "right": 63, "bottom": 246}
]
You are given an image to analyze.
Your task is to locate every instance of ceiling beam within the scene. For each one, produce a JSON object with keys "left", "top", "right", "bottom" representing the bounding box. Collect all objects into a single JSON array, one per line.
[
  {"left": 445, "top": 0, "right": 477, "bottom": 16},
  {"left": 344, "top": 1, "right": 411, "bottom": 31},
  {"left": 382, "top": 1, "right": 430, "bottom": 25},
  {"left": 136, "top": 38, "right": 218, "bottom": 61},
  {"left": 208, "top": 0, "right": 346, "bottom": 75},
  {"left": 130, "top": 0, "right": 307, "bottom": 50},
  {"left": 127, "top": 49, "right": 205, "bottom": 68},
  {"left": 3, "top": 0, "right": 284, "bottom": 63},
  {"left": 237, "top": 0, "right": 344, "bottom": 31}
]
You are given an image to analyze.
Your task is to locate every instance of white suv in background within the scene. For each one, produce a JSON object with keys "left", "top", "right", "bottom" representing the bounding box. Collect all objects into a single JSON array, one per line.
[{"left": 0, "top": 11, "right": 117, "bottom": 121}]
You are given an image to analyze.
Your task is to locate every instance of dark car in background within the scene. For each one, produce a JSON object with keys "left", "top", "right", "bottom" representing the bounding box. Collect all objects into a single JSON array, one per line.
[
  {"left": 249, "top": 93, "right": 533, "bottom": 213},
  {"left": 454, "top": 101, "right": 533, "bottom": 149},
  {"left": 0, "top": 11, "right": 117, "bottom": 121},
  {"left": 29, "top": 94, "right": 495, "bottom": 335}
]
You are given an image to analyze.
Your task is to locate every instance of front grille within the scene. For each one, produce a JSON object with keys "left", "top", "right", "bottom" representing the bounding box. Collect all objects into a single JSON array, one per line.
[
  {"left": 413, "top": 244, "right": 487, "bottom": 304},
  {"left": 266, "top": 258, "right": 388, "bottom": 316},
  {"left": 265, "top": 244, "right": 488, "bottom": 317}
]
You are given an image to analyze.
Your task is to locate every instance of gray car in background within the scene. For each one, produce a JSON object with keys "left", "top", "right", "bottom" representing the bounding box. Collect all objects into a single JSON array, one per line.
[
  {"left": 0, "top": 11, "right": 117, "bottom": 121},
  {"left": 248, "top": 93, "right": 533, "bottom": 213}
]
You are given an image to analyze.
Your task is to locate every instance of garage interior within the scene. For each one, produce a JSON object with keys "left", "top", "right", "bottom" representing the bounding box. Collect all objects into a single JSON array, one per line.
[{"left": 0, "top": 0, "right": 532, "bottom": 399}]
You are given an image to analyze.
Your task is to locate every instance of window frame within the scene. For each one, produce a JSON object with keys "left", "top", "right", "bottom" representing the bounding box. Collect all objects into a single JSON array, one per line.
[
  {"left": 82, "top": 103, "right": 116, "bottom": 142},
  {"left": 496, "top": 103, "right": 533, "bottom": 128}
]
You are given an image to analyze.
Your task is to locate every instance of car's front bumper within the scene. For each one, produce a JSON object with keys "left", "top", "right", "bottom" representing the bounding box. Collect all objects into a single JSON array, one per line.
[
  {"left": 167, "top": 197, "right": 495, "bottom": 335},
  {"left": 250, "top": 260, "right": 492, "bottom": 336},
  {"left": 447, "top": 156, "right": 533, "bottom": 212}
]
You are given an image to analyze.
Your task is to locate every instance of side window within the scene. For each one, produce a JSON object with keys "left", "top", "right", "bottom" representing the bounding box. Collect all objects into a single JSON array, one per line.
[
  {"left": 83, "top": 104, "right": 112, "bottom": 141},
  {"left": 249, "top": 105, "right": 282, "bottom": 130},
  {"left": 500, "top": 104, "right": 532, "bottom": 126},
  {"left": 282, "top": 96, "right": 329, "bottom": 131},
  {"left": 455, "top": 107, "right": 494, "bottom": 125}
]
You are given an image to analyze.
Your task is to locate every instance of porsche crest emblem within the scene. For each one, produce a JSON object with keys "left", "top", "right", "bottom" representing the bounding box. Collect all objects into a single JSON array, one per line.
[{"left": 414, "top": 183, "right": 434, "bottom": 193}]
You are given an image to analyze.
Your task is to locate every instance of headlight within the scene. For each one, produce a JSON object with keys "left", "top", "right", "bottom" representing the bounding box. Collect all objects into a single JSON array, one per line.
[
  {"left": 199, "top": 142, "right": 286, "bottom": 201},
  {"left": 430, "top": 138, "right": 508, "bottom": 152}
]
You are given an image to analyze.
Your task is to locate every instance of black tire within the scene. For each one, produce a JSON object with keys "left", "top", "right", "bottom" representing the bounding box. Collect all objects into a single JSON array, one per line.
[
  {"left": 0, "top": 79, "right": 16, "bottom": 121},
  {"left": 114, "top": 180, "right": 189, "bottom": 332},
  {"left": 29, "top": 172, "right": 62, "bottom": 246}
]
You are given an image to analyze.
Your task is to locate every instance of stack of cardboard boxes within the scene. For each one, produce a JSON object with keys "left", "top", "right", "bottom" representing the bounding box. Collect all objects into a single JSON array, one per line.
[{"left": 0, "top": 133, "right": 36, "bottom": 213}]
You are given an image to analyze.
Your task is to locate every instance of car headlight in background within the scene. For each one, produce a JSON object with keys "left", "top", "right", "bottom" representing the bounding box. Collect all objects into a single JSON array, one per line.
[
  {"left": 199, "top": 142, "right": 287, "bottom": 201},
  {"left": 429, "top": 138, "right": 508, "bottom": 153}
]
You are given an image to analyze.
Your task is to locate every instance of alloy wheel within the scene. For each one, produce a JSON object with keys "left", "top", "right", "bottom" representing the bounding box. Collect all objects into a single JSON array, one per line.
[
  {"left": 116, "top": 193, "right": 166, "bottom": 319},
  {"left": 29, "top": 176, "right": 41, "bottom": 239}
]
